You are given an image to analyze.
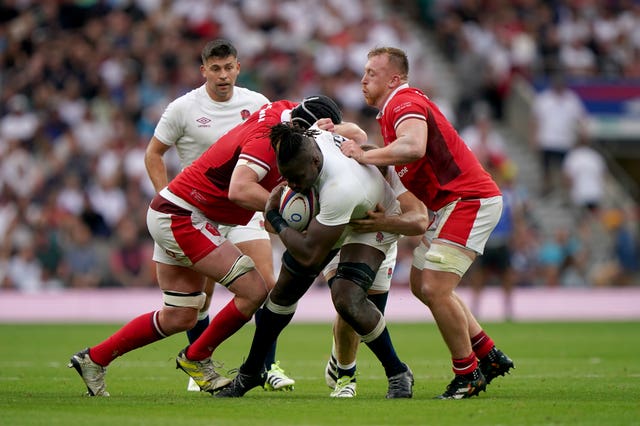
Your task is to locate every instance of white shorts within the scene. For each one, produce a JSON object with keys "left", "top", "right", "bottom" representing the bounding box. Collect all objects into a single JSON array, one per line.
[
  {"left": 218, "top": 211, "right": 269, "bottom": 244},
  {"left": 150, "top": 191, "right": 269, "bottom": 267},
  {"left": 148, "top": 189, "right": 227, "bottom": 267},
  {"left": 323, "top": 228, "right": 399, "bottom": 292},
  {"left": 413, "top": 196, "right": 502, "bottom": 273}
]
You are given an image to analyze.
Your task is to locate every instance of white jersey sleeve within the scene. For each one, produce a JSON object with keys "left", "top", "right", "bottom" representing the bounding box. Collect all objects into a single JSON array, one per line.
[
  {"left": 385, "top": 165, "right": 407, "bottom": 198},
  {"left": 153, "top": 85, "right": 269, "bottom": 169}
]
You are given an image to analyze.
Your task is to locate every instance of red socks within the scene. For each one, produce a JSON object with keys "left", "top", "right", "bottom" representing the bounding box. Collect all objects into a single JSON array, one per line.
[
  {"left": 186, "top": 300, "right": 250, "bottom": 360},
  {"left": 471, "top": 330, "right": 495, "bottom": 360},
  {"left": 89, "top": 311, "right": 164, "bottom": 366},
  {"left": 452, "top": 352, "right": 478, "bottom": 376}
]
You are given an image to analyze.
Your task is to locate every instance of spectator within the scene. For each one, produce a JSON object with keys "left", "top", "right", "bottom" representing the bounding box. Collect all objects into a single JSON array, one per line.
[
  {"left": 530, "top": 72, "right": 588, "bottom": 196},
  {"left": 0, "top": 95, "right": 40, "bottom": 147},
  {"left": 465, "top": 167, "right": 528, "bottom": 321},
  {"left": 0, "top": 138, "right": 45, "bottom": 200},
  {"left": 510, "top": 221, "right": 541, "bottom": 287},
  {"left": 562, "top": 137, "right": 608, "bottom": 215},
  {"left": 460, "top": 103, "right": 509, "bottom": 179},
  {"left": 33, "top": 224, "right": 65, "bottom": 290},
  {"left": 453, "top": 33, "right": 492, "bottom": 128},
  {"left": 592, "top": 208, "right": 640, "bottom": 287},
  {"left": 58, "top": 217, "right": 106, "bottom": 288},
  {"left": 87, "top": 172, "right": 127, "bottom": 234},
  {"left": 108, "top": 217, "right": 155, "bottom": 288},
  {"left": 536, "top": 227, "right": 587, "bottom": 287}
]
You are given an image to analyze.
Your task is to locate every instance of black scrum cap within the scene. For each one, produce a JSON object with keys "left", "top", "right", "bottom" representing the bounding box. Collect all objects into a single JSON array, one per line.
[{"left": 291, "top": 95, "right": 342, "bottom": 129}]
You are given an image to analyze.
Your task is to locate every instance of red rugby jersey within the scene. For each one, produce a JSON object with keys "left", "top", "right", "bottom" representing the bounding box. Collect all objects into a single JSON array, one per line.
[
  {"left": 167, "top": 101, "right": 295, "bottom": 225},
  {"left": 377, "top": 86, "right": 500, "bottom": 211}
]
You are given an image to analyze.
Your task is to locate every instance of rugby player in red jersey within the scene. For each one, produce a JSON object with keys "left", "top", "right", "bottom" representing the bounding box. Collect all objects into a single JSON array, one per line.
[
  {"left": 341, "top": 47, "right": 514, "bottom": 399},
  {"left": 68, "top": 97, "right": 348, "bottom": 397}
]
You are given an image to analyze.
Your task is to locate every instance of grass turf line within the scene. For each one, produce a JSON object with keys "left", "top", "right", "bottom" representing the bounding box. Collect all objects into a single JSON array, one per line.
[{"left": 0, "top": 322, "right": 638, "bottom": 426}]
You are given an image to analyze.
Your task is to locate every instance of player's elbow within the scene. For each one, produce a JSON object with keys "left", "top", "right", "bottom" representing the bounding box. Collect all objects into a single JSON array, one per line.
[
  {"left": 412, "top": 215, "right": 430, "bottom": 235},
  {"left": 143, "top": 149, "right": 155, "bottom": 169},
  {"left": 227, "top": 185, "right": 246, "bottom": 205},
  {"left": 352, "top": 128, "right": 368, "bottom": 145},
  {"left": 406, "top": 144, "right": 425, "bottom": 161}
]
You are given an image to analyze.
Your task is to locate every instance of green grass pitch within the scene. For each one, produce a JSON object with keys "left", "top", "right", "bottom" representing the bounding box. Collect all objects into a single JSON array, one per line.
[{"left": 0, "top": 321, "right": 638, "bottom": 425}]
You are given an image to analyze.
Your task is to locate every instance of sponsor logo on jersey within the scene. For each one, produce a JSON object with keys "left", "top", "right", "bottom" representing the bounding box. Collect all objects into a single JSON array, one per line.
[
  {"left": 240, "top": 109, "right": 251, "bottom": 120},
  {"left": 196, "top": 117, "right": 211, "bottom": 126},
  {"left": 397, "top": 166, "right": 408, "bottom": 178},
  {"left": 190, "top": 189, "right": 207, "bottom": 203}
]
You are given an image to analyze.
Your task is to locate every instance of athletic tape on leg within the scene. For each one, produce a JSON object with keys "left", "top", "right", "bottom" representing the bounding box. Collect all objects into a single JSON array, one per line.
[
  {"left": 360, "top": 315, "right": 386, "bottom": 344},
  {"left": 218, "top": 254, "right": 255, "bottom": 287},
  {"left": 265, "top": 297, "right": 297, "bottom": 315},
  {"left": 163, "top": 291, "right": 206, "bottom": 309},
  {"left": 416, "top": 243, "right": 474, "bottom": 277}
]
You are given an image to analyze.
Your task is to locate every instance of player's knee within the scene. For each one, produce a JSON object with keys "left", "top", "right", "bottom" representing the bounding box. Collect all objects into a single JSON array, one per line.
[
  {"left": 330, "top": 262, "right": 375, "bottom": 316},
  {"left": 230, "top": 272, "right": 269, "bottom": 312},
  {"left": 162, "top": 290, "right": 207, "bottom": 332},
  {"left": 330, "top": 261, "right": 376, "bottom": 292},
  {"left": 247, "top": 281, "right": 269, "bottom": 308},
  {"left": 331, "top": 289, "right": 357, "bottom": 321},
  {"left": 410, "top": 280, "right": 432, "bottom": 305},
  {"left": 163, "top": 290, "right": 206, "bottom": 310},
  {"left": 201, "top": 292, "right": 213, "bottom": 313},
  {"left": 159, "top": 305, "right": 200, "bottom": 334}
]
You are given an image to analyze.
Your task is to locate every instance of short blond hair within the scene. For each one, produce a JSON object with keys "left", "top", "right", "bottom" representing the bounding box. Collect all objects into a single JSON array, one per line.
[{"left": 367, "top": 47, "right": 409, "bottom": 80}]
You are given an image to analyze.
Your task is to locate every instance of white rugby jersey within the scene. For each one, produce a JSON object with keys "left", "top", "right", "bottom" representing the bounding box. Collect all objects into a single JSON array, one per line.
[
  {"left": 154, "top": 84, "right": 269, "bottom": 168},
  {"left": 311, "top": 127, "right": 402, "bottom": 229}
]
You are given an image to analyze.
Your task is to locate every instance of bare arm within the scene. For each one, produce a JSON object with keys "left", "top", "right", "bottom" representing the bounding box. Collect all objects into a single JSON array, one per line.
[
  {"left": 334, "top": 122, "right": 368, "bottom": 144},
  {"left": 228, "top": 165, "right": 271, "bottom": 212},
  {"left": 316, "top": 118, "right": 368, "bottom": 144},
  {"left": 144, "top": 136, "right": 172, "bottom": 192},
  {"left": 340, "top": 118, "right": 428, "bottom": 166},
  {"left": 350, "top": 191, "right": 429, "bottom": 236}
]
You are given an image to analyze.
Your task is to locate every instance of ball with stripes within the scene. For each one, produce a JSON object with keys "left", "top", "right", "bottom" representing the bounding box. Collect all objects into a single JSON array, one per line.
[{"left": 279, "top": 187, "right": 319, "bottom": 231}]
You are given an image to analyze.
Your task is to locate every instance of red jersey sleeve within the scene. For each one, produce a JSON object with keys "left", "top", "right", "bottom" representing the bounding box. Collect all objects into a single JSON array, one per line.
[{"left": 379, "top": 88, "right": 500, "bottom": 211}]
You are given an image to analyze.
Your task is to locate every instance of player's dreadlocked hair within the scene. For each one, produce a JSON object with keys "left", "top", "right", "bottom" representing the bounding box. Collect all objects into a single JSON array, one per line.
[{"left": 270, "top": 123, "right": 320, "bottom": 165}]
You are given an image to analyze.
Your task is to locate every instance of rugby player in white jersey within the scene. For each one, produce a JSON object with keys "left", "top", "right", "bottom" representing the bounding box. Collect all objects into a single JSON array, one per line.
[
  {"left": 323, "top": 145, "right": 429, "bottom": 397},
  {"left": 215, "top": 122, "right": 417, "bottom": 399},
  {"left": 144, "top": 39, "right": 294, "bottom": 391}
]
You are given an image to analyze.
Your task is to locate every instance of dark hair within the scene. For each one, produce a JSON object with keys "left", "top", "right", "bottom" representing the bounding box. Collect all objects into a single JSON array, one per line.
[
  {"left": 201, "top": 39, "right": 238, "bottom": 64},
  {"left": 270, "top": 123, "right": 320, "bottom": 165},
  {"left": 291, "top": 95, "right": 342, "bottom": 129}
]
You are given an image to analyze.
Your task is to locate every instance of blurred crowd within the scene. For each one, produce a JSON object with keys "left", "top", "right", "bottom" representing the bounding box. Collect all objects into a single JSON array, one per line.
[
  {"left": 423, "top": 0, "right": 640, "bottom": 304},
  {"left": 429, "top": 0, "right": 640, "bottom": 127},
  {"left": 0, "top": 0, "right": 638, "bottom": 294}
]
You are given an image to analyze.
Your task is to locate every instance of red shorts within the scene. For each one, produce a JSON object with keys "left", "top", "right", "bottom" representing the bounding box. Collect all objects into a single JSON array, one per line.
[{"left": 427, "top": 196, "right": 503, "bottom": 254}]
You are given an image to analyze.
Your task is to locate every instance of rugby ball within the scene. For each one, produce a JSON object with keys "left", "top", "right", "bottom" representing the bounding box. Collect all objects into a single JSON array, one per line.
[{"left": 279, "top": 186, "right": 319, "bottom": 231}]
